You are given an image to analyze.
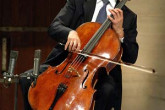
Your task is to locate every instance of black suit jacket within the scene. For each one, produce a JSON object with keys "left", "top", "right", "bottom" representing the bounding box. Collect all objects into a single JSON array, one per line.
[{"left": 45, "top": 0, "right": 138, "bottom": 109}]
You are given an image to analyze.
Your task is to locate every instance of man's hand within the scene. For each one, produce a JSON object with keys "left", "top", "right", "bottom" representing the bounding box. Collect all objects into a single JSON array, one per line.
[
  {"left": 108, "top": 8, "right": 124, "bottom": 38},
  {"left": 65, "top": 30, "right": 81, "bottom": 52}
]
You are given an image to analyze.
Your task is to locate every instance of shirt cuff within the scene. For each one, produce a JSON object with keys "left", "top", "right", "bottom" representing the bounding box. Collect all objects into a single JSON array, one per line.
[{"left": 120, "top": 37, "right": 124, "bottom": 43}]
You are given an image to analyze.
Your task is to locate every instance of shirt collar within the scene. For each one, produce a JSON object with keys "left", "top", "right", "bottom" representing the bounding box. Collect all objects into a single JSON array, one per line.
[
  {"left": 97, "top": 0, "right": 117, "bottom": 3},
  {"left": 97, "top": 0, "right": 116, "bottom": 7}
]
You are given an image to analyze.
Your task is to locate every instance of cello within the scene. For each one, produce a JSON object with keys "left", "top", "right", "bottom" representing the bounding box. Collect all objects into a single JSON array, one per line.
[{"left": 28, "top": 0, "right": 144, "bottom": 109}]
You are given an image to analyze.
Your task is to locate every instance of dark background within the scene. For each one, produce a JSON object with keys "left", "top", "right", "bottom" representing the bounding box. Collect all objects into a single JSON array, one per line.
[{"left": 0, "top": 0, "right": 66, "bottom": 109}]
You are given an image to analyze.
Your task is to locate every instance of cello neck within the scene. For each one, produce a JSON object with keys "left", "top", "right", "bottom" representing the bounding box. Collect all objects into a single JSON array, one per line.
[
  {"left": 99, "top": 0, "right": 128, "bottom": 33},
  {"left": 82, "top": 0, "right": 128, "bottom": 54},
  {"left": 116, "top": 0, "right": 128, "bottom": 9}
]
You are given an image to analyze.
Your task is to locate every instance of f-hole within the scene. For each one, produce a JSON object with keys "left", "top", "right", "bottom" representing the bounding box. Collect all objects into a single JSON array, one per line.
[{"left": 82, "top": 68, "right": 89, "bottom": 89}]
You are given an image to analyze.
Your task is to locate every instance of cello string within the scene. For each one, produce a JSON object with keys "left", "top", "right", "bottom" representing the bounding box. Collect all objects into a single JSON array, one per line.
[
  {"left": 64, "top": 52, "right": 87, "bottom": 77},
  {"left": 70, "top": 32, "right": 104, "bottom": 70},
  {"left": 65, "top": 14, "right": 112, "bottom": 76},
  {"left": 70, "top": 19, "right": 111, "bottom": 71},
  {"left": 87, "top": 1, "right": 130, "bottom": 52},
  {"left": 64, "top": 55, "right": 81, "bottom": 77},
  {"left": 70, "top": 22, "right": 109, "bottom": 72},
  {"left": 63, "top": 0, "right": 128, "bottom": 77},
  {"left": 65, "top": 25, "right": 110, "bottom": 77}
]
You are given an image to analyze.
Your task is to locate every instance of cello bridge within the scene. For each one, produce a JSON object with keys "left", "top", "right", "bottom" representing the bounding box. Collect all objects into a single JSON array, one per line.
[{"left": 67, "top": 67, "right": 81, "bottom": 77}]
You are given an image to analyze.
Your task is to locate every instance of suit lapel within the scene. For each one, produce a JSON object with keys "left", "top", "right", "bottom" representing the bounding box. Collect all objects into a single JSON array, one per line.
[{"left": 83, "top": 0, "right": 97, "bottom": 22}]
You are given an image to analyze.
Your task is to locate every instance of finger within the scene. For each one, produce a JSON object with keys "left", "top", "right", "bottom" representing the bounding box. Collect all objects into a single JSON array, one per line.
[
  {"left": 65, "top": 39, "right": 70, "bottom": 50},
  {"left": 72, "top": 40, "right": 77, "bottom": 51},
  {"left": 69, "top": 41, "right": 74, "bottom": 52},
  {"left": 115, "top": 8, "right": 123, "bottom": 17},
  {"left": 107, "top": 15, "right": 115, "bottom": 22},
  {"left": 109, "top": 9, "right": 118, "bottom": 19},
  {"left": 112, "top": 9, "right": 120, "bottom": 18},
  {"left": 76, "top": 41, "right": 81, "bottom": 52}
]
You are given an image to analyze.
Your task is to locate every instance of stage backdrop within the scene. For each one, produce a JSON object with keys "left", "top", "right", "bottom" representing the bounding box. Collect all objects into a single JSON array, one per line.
[
  {"left": 0, "top": 0, "right": 66, "bottom": 110},
  {"left": 122, "top": 0, "right": 165, "bottom": 110}
]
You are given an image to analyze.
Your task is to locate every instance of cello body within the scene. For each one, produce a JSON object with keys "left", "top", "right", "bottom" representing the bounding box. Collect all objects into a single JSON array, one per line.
[{"left": 28, "top": 22, "right": 122, "bottom": 110}]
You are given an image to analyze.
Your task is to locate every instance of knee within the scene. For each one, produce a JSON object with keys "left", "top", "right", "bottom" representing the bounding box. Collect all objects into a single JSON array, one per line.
[
  {"left": 19, "top": 77, "right": 31, "bottom": 87},
  {"left": 95, "top": 82, "right": 115, "bottom": 100},
  {"left": 19, "top": 73, "right": 32, "bottom": 94},
  {"left": 101, "top": 83, "right": 115, "bottom": 97}
]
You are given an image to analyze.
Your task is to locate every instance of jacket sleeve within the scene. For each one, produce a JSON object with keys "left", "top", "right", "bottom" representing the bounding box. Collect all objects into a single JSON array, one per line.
[
  {"left": 121, "top": 15, "right": 139, "bottom": 64},
  {"left": 48, "top": 0, "right": 75, "bottom": 44}
]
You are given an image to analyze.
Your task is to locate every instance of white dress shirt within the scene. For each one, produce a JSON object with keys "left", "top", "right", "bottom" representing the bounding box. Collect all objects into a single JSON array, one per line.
[{"left": 91, "top": 0, "right": 116, "bottom": 22}]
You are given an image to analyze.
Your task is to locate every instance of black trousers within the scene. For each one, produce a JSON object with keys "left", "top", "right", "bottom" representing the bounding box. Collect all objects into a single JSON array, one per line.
[{"left": 19, "top": 66, "right": 115, "bottom": 110}]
